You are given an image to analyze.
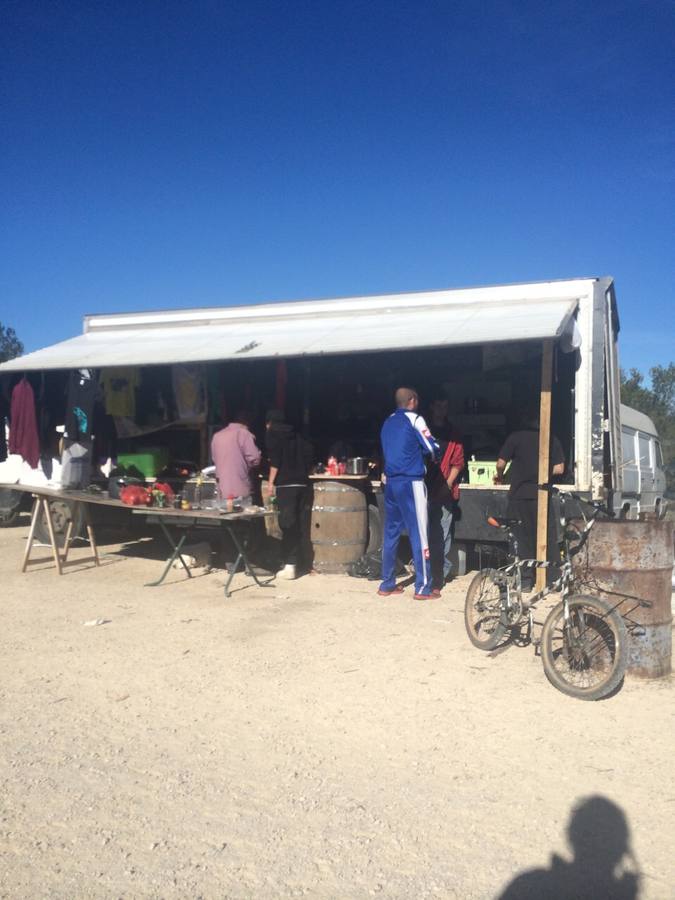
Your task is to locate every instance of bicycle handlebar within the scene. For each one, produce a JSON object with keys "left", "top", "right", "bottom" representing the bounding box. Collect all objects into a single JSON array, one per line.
[{"left": 538, "top": 484, "right": 612, "bottom": 517}]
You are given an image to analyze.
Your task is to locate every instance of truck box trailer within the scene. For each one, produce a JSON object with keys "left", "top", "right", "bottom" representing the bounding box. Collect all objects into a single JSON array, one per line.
[{"left": 0, "top": 277, "right": 667, "bottom": 564}]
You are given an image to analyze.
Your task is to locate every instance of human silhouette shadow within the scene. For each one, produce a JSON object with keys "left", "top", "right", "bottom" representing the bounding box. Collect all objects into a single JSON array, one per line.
[{"left": 497, "top": 795, "right": 640, "bottom": 900}]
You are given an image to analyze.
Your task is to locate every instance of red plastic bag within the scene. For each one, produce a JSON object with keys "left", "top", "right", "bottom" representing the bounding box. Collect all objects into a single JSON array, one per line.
[
  {"left": 153, "top": 482, "right": 175, "bottom": 501},
  {"left": 119, "top": 485, "right": 151, "bottom": 506}
]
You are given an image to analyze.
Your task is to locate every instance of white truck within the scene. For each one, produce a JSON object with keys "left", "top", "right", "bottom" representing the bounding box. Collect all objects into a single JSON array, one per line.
[{"left": 0, "top": 277, "right": 669, "bottom": 550}]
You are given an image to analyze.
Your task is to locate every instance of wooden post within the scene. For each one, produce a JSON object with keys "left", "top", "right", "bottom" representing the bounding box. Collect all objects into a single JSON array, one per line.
[{"left": 536, "top": 340, "right": 553, "bottom": 591}]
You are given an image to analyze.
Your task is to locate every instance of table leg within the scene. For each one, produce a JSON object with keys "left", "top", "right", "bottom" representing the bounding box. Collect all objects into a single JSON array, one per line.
[
  {"left": 21, "top": 497, "right": 42, "bottom": 573},
  {"left": 223, "top": 521, "right": 275, "bottom": 598},
  {"left": 81, "top": 503, "right": 100, "bottom": 566},
  {"left": 61, "top": 518, "right": 74, "bottom": 564},
  {"left": 42, "top": 497, "right": 63, "bottom": 575},
  {"left": 145, "top": 520, "right": 191, "bottom": 587}
]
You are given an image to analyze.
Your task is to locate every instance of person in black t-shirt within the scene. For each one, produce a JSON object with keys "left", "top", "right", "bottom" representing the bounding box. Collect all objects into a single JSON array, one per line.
[
  {"left": 495, "top": 413, "right": 564, "bottom": 588},
  {"left": 264, "top": 410, "right": 314, "bottom": 580}
]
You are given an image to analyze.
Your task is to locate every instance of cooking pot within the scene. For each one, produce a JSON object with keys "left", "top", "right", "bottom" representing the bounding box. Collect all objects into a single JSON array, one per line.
[{"left": 346, "top": 457, "right": 370, "bottom": 476}]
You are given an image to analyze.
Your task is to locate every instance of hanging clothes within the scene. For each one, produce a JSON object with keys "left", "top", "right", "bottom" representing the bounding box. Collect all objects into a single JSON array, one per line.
[
  {"left": 0, "top": 390, "right": 8, "bottom": 463},
  {"left": 172, "top": 365, "right": 206, "bottom": 420},
  {"left": 8, "top": 377, "right": 40, "bottom": 468},
  {"left": 64, "top": 369, "right": 97, "bottom": 442},
  {"left": 100, "top": 368, "right": 141, "bottom": 418}
]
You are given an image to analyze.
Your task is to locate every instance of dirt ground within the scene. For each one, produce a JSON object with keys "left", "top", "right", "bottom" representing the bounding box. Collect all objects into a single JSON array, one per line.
[{"left": 1, "top": 517, "right": 673, "bottom": 900}]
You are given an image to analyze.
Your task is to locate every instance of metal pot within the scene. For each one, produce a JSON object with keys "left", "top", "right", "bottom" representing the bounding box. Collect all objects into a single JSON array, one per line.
[{"left": 346, "top": 457, "right": 370, "bottom": 475}]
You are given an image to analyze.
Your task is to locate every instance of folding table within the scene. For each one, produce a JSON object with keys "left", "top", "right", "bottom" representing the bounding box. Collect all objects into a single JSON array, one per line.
[{"left": 131, "top": 506, "right": 277, "bottom": 596}]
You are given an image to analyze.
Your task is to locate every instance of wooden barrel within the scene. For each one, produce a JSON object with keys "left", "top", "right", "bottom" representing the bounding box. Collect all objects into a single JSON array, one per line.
[
  {"left": 573, "top": 519, "right": 673, "bottom": 678},
  {"left": 311, "top": 481, "right": 367, "bottom": 573}
]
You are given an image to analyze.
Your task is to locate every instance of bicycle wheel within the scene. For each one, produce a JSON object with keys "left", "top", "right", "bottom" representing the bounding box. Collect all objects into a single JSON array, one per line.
[
  {"left": 464, "top": 568, "right": 508, "bottom": 650},
  {"left": 541, "top": 594, "right": 628, "bottom": 700}
]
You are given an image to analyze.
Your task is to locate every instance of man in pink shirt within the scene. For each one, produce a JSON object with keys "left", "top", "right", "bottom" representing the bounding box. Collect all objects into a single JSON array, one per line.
[{"left": 211, "top": 411, "right": 261, "bottom": 505}]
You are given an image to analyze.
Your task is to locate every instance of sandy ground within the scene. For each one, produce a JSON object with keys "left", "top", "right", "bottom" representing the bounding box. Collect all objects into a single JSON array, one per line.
[{"left": 0, "top": 517, "right": 673, "bottom": 900}]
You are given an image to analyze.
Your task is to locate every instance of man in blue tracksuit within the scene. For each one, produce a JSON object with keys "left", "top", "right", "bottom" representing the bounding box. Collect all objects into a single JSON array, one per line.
[{"left": 379, "top": 387, "right": 440, "bottom": 600}]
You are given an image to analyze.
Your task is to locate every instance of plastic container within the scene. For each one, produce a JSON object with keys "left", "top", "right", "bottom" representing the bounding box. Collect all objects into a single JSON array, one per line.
[
  {"left": 467, "top": 457, "right": 509, "bottom": 485},
  {"left": 117, "top": 447, "right": 169, "bottom": 479}
]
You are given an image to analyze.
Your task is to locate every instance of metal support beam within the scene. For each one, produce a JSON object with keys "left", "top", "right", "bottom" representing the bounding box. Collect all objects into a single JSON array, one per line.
[{"left": 536, "top": 340, "right": 553, "bottom": 591}]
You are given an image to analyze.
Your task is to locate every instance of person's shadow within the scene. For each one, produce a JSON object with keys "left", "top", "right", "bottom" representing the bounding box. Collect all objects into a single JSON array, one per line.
[{"left": 497, "top": 795, "right": 640, "bottom": 899}]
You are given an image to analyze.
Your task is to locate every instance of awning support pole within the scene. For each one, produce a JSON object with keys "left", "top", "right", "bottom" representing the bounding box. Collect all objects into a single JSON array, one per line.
[{"left": 536, "top": 340, "right": 553, "bottom": 591}]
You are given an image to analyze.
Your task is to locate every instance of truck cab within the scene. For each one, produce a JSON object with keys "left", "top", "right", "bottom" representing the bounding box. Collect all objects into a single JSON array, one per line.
[{"left": 619, "top": 404, "right": 668, "bottom": 518}]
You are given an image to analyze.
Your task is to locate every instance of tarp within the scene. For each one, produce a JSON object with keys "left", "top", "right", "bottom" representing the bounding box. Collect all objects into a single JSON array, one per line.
[{"left": 0, "top": 279, "right": 593, "bottom": 371}]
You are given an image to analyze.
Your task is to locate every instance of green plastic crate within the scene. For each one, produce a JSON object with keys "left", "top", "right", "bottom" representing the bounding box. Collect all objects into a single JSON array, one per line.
[
  {"left": 117, "top": 447, "right": 169, "bottom": 479},
  {"left": 467, "top": 458, "right": 509, "bottom": 485}
]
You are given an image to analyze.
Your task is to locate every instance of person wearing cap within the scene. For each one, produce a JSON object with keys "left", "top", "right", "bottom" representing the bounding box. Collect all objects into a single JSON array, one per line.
[
  {"left": 264, "top": 410, "right": 314, "bottom": 580},
  {"left": 379, "top": 387, "right": 440, "bottom": 600}
]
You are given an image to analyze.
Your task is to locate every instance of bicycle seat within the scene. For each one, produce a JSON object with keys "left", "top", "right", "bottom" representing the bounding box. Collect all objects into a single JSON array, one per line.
[{"left": 487, "top": 515, "right": 521, "bottom": 529}]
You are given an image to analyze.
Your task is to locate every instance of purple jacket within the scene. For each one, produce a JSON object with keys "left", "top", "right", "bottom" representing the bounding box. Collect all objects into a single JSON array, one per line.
[
  {"left": 8, "top": 378, "right": 40, "bottom": 469},
  {"left": 211, "top": 423, "right": 261, "bottom": 499}
]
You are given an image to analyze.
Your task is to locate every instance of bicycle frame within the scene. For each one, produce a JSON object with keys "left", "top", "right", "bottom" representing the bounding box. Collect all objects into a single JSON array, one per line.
[{"left": 489, "top": 490, "right": 606, "bottom": 633}]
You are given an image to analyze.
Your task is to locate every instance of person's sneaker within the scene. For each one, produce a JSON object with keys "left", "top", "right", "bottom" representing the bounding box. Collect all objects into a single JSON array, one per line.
[
  {"left": 414, "top": 591, "right": 432, "bottom": 601},
  {"left": 430, "top": 588, "right": 442, "bottom": 598},
  {"left": 278, "top": 564, "right": 296, "bottom": 580},
  {"left": 377, "top": 585, "right": 405, "bottom": 596}
]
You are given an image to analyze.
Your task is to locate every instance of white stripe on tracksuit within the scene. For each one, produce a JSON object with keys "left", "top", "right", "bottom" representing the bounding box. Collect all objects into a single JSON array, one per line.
[{"left": 411, "top": 480, "right": 430, "bottom": 591}]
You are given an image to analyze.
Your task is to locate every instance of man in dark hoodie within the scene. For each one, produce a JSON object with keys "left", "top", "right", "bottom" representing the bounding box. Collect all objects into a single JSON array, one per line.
[{"left": 264, "top": 410, "right": 314, "bottom": 579}]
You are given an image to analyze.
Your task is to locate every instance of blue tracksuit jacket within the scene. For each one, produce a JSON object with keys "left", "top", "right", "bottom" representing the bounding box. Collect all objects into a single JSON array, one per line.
[{"left": 380, "top": 410, "right": 440, "bottom": 595}]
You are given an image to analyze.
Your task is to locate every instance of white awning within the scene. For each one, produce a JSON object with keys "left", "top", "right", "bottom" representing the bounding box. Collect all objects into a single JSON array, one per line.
[{"left": 0, "top": 279, "right": 592, "bottom": 371}]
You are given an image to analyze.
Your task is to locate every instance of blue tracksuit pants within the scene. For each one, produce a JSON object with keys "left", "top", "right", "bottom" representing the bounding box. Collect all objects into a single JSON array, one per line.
[{"left": 380, "top": 477, "right": 432, "bottom": 595}]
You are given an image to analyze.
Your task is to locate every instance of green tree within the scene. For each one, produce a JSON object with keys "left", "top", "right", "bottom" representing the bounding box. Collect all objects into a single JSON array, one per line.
[
  {"left": 0, "top": 323, "right": 23, "bottom": 363},
  {"left": 621, "top": 363, "right": 675, "bottom": 495}
]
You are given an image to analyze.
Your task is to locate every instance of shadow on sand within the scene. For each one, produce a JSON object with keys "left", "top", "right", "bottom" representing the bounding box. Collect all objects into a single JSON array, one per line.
[{"left": 496, "top": 795, "right": 640, "bottom": 899}]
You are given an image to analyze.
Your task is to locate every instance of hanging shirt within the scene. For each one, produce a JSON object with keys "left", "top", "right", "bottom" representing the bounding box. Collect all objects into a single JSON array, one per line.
[
  {"left": 172, "top": 365, "right": 206, "bottom": 420},
  {"left": 0, "top": 391, "right": 8, "bottom": 463},
  {"left": 64, "top": 370, "right": 97, "bottom": 442},
  {"left": 8, "top": 378, "right": 40, "bottom": 469},
  {"left": 101, "top": 368, "right": 140, "bottom": 418}
]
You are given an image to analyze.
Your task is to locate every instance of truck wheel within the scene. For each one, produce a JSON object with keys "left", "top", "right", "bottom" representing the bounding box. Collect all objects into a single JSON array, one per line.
[
  {"left": 34, "top": 500, "right": 84, "bottom": 548},
  {"left": 0, "top": 488, "right": 22, "bottom": 527},
  {"left": 0, "top": 507, "right": 19, "bottom": 527}
]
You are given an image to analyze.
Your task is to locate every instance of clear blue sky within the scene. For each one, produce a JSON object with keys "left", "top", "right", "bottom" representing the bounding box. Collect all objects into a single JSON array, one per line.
[{"left": 2, "top": 0, "right": 674, "bottom": 374}]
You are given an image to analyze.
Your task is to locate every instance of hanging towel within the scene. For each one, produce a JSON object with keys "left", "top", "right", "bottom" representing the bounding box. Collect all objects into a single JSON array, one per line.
[{"left": 8, "top": 378, "right": 40, "bottom": 468}]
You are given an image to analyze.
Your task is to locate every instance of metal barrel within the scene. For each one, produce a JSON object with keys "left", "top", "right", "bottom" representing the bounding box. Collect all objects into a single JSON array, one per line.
[
  {"left": 573, "top": 519, "right": 673, "bottom": 678},
  {"left": 311, "top": 481, "right": 367, "bottom": 573}
]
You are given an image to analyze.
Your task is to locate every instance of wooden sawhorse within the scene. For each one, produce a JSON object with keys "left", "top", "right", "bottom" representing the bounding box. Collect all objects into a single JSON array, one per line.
[{"left": 22, "top": 494, "right": 100, "bottom": 574}]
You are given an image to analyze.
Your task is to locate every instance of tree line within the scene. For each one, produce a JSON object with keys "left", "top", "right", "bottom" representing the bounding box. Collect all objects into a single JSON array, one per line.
[{"left": 621, "top": 363, "right": 674, "bottom": 495}]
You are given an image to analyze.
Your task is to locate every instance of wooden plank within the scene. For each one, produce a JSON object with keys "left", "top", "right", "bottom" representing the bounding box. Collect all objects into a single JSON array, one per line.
[
  {"left": 21, "top": 497, "right": 42, "bottom": 573},
  {"left": 536, "top": 340, "right": 553, "bottom": 590},
  {"left": 42, "top": 496, "right": 63, "bottom": 575}
]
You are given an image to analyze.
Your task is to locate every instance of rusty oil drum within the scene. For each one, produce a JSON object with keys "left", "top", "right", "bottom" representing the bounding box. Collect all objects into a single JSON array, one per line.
[
  {"left": 573, "top": 519, "right": 673, "bottom": 678},
  {"left": 311, "top": 481, "right": 367, "bottom": 573}
]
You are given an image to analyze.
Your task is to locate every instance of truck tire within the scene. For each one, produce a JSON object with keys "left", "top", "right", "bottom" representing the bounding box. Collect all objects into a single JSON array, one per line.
[
  {"left": 0, "top": 488, "right": 22, "bottom": 527},
  {"left": 34, "top": 500, "right": 84, "bottom": 548}
]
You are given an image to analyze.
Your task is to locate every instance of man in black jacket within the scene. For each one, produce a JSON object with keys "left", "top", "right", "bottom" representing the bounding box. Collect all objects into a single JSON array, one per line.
[
  {"left": 264, "top": 410, "right": 314, "bottom": 579},
  {"left": 495, "top": 410, "right": 565, "bottom": 589}
]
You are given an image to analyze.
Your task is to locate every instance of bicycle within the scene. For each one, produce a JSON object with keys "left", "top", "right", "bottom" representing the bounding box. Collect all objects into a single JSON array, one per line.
[{"left": 464, "top": 487, "right": 630, "bottom": 701}]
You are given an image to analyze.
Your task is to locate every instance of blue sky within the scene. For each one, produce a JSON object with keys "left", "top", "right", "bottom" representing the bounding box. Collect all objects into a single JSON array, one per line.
[{"left": 2, "top": 0, "right": 674, "bottom": 374}]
